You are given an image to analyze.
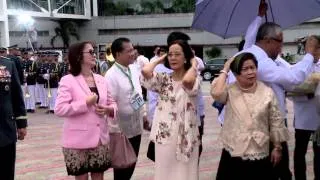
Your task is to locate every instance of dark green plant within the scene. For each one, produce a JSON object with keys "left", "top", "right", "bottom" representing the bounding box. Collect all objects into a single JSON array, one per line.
[
  {"left": 172, "top": 0, "right": 195, "bottom": 13},
  {"left": 154, "top": 0, "right": 164, "bottom": 14},
  {"left": 282, "top": 53, "right": 295, "bottom": 64},
  {"left": 99, "top": 0, "right": 116, "bottom": 16},
  {"left": 114, "top": 1, "right": 130, "bottom": 15},
  {"left": 50, "top": 21, "right": 80, "bottom": 49},
  {"left": 99, "top": 0, "right": 131, "bottom": 16},
  {"left": 205, "top": 46, "right": 222, "bottom": 58},
  {"left": 141, "top": 0, "right": 156, "bottom": 14}
]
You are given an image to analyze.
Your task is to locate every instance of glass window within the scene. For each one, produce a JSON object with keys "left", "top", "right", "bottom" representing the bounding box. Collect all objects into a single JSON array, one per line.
[
  {"left": 7, "top": 0, "right": 48, "bottom": 12},
  {"left": 97, "top": 0, "right": 196, "bottom": 16}
]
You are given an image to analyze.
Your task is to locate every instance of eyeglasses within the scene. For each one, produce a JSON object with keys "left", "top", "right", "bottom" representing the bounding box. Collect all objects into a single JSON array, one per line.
[
  {"left": 270, "top": 37, "right": 283, "bottom": 43},
  {"left": 168, "top": 53, "right": 183, "bottom": 57},
  {"left": 83, "top": 50, "right": 95, "bottom": 56}
]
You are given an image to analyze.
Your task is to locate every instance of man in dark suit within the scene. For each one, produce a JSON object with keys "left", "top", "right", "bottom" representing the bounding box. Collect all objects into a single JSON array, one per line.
[{"left": 0, "top": 56, "right": 28, "bottom": 180}]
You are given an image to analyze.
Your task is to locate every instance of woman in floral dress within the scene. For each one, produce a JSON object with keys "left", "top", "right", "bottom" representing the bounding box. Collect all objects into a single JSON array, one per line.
[{"left": 142, "top": 40, "right": 200, "bottom": 180}]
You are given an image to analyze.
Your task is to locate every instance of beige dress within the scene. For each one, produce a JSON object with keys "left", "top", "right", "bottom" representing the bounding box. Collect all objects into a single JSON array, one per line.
[
  {"left": 142, "top": 72, "right": 200, "bottom": 180},
  {"left": 213, "top": 81, "right": 289, "bottom": 160}
]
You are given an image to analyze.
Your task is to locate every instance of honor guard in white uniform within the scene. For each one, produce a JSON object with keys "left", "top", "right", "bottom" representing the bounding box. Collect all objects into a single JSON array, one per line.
[
  {"left": 21, "top": 51, "right": 37, "bottom": 113},
  {"left": 37, "top": 52, "right": 49, "bottom": 108},
  {"left": 59, "top": 53, "right": 69, "bottom": 78},
  {"left": 44, "top": 52, "right": 59, "bottom": 113}
]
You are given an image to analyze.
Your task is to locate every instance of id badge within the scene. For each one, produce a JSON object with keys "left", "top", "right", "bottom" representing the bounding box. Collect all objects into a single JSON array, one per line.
[{"left": 130, "top": 92, "right": 145, "bottom": 111}]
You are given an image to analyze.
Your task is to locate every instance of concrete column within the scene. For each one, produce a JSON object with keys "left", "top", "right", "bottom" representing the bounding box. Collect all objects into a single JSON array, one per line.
[
  {"left": 92, "top": 0, "right": 98, "bottom": 16},
  {"left": 0, "top": 0, "right": 10, "bottom": 47},
  {"left": 84, "top": 0, "right": 91, "bottom": 17},
  {"left": 48, "top": 0, "right": 52, "bottom": 12}
]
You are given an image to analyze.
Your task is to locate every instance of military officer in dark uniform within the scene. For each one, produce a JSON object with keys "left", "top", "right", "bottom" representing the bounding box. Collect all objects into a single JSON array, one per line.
[
  {"left": 21, "top": 52, "right": 29, "bottom": 108},
  {"left": 0, "top": 56, "right": 28, "bottom": 180},
  {"left": 59, "top": 53, "right": 69, "bottom": 78},
  {"left": 21, "top": 51, "right": 37, "bottom": 113},
  {"left": 33, "top": 51, "right": 41, "bottom": 105},
  {"left": 36, "top": 52, "right": 48, "bottom": 109},
  {"left": 0, "top": 47, "right": 7, "bottom": 58},
  {"left": 6, "top": 46, "right": 24, "bottom": 85}
]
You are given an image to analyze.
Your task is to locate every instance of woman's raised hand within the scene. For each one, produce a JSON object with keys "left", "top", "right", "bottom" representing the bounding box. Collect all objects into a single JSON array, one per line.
[
  {"left": 223, "top": 57, "right": 235, "bottom": 72},
  {"left": 156, "top": 53, "right": 167, "bottom": 64}
]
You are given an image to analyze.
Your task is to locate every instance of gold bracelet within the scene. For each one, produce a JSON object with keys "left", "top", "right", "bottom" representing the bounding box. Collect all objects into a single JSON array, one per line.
[{"left": 220, "top": 70, "right": 228, "bottom": 76}]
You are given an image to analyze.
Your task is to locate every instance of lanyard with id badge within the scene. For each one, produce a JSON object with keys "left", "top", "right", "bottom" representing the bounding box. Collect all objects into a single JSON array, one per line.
[{"left": 115, "top": 63, "right": 144, "bottom": 111}]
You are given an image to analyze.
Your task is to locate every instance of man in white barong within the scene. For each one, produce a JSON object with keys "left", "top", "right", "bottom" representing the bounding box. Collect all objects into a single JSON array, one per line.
[{"left": 217, "top": 2, "right": 320, "bottom": 179}]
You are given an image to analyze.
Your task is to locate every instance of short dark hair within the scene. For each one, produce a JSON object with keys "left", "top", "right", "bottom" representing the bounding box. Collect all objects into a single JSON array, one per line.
[
  {"left": 68, "top": 41, "right": 94, "bottom": 76},
  {"left": 256, "top": 22, "right": 282, "bottom": 42},
  {"left": 315, "top": 35, "right": 320, "bottom": 44},
  {"left": 159, "top": 47, "right": 167, "bottom": 53},
  {"left": 238, "top": 40, "right": 246, "bottom": 52},
  {"left": 111, "top": 37, "right": 130, "bottom": 58},
  {"left": 230, "top": 52, "right": 258, "bottom": 75},
  {"left": 135, "top": 46, "right": 145, "bottom": 56},
  {"left": 106, "top": 47, "right": 112, "bottom": 55},
  {"left": 167, "top": 32, "right": 191, "bottom": 46},
  {"left": 165, "top": 40, "right": 194, "bottom": 70}
]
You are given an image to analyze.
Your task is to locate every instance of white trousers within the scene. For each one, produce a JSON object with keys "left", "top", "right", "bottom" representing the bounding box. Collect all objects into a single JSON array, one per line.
[
  {"left": 39, "top": 84, "right": 48, "bottom": 107},
  {"left": 22, "top": 85, "right": 36, "bottom": 110},
  {"left": 21, "top": 85, "right": 27, "bottom": 109},
  {"left": 35, "top": 83, "right": 41, "bottom": 103},
  {"left": 46, "top": 88, "right": 57, "bottom": 110}
]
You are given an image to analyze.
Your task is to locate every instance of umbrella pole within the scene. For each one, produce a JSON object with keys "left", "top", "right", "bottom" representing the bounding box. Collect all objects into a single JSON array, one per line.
[
  {"left": 265, "top": 14, "right": 268, "bottom": 22},
  {"left": 261, "top": 0, "right": 268, "bottom": 22},
  {"left": 265, "top": 0, "right": 275, "bottom": 22}
]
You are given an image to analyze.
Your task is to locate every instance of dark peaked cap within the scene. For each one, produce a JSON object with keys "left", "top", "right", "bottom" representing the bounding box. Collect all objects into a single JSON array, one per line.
[{"left": 7, "top": 44, "right": 19, "bottom": 50}]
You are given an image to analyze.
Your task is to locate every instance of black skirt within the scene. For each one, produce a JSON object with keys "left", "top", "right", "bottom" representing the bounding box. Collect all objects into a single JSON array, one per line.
[{"left": 216, "top": 149, "right": 274, "bottom": 180}]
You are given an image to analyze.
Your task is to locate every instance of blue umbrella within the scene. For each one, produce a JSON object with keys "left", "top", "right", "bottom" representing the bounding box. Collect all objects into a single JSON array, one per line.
[{"left": 192, "top": 0, "right": 320, "bottom": 39}]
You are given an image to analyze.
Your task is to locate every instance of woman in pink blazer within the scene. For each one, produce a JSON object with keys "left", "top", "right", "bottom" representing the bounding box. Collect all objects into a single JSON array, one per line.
[{"left": 55, "top": 41, "right": 117, "bottom": 180}]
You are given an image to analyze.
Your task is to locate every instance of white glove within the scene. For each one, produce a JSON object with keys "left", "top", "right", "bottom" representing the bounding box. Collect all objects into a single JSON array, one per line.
[{"left": 43, "top": 73, "right": 50, "bottom": 80}]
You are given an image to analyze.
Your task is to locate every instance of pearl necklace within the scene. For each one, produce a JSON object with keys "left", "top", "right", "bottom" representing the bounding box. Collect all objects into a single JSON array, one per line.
[{"left": 237, "top": 82, "right": 257, "bottom": 92}]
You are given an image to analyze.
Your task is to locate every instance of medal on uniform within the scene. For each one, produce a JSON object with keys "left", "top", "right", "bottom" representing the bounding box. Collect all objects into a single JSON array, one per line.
[
  {"left": 4, "top": 85, "right": 9, "bottom": 91},
  {"left": 0, "top": 66, "right": 5, "bottom": 77}
]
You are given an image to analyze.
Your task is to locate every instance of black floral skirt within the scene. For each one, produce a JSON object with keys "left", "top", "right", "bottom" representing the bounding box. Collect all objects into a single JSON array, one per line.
[
  {"left": 62, "top": 144, "right": 111, "bottom": 176},
  {"left": 216, "top": 149, "right": 273, "bottom": 180}
]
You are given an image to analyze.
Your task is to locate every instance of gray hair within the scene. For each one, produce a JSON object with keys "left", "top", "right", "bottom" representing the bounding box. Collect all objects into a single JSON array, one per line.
[{"left": 256, "top": 22, "right": 282, "bottom": 42}]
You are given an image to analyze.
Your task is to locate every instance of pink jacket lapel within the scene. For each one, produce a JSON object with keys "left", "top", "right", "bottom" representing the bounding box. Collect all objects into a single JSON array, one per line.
[
  {"left": 93, "top": 74, "right": 104, "bottom": 98},
  {"left": 75, "top": 75, "right": 91, "bottom": 95}
]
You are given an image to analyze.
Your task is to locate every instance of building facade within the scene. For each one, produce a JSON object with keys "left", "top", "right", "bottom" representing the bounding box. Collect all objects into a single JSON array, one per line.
[{"left": 2, "top": 0, "right": 320, "bottom": 60}]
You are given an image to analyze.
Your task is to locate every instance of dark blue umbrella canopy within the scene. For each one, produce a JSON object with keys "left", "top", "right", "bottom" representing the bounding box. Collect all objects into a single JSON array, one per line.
[{"left": 192, "top": 0, "right": 320, "bottom": 39}]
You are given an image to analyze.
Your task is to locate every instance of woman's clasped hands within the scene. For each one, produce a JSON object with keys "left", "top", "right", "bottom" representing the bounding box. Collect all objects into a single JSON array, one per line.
[{"left": 86, "top": 93, "right": 114, "bottom": 117}]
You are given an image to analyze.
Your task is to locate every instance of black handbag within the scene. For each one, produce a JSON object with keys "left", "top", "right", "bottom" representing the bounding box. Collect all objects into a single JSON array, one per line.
[{"left": 146, "top": 141, "right": 155, "bottom": 162}]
